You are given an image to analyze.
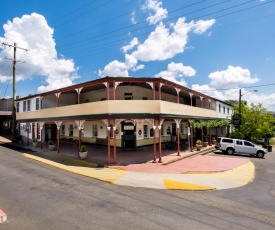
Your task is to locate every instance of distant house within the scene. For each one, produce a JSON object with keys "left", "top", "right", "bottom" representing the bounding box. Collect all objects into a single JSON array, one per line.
[
  {"left": 0, "top": 97, "right": 12, "bottom": 133},
  {"left": 15, "top": 76, "right": 232, "bottom": 164}
]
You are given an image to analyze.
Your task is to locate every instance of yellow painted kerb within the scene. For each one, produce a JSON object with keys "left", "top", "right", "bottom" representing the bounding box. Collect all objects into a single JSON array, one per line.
[{"left": 163, "top": 179, "right": 215, "bottom": 190}]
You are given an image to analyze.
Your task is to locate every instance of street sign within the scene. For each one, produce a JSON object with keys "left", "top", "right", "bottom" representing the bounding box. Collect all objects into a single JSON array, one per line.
[{"left": 232, "top": 114, "right": 241, "bottom": 126}]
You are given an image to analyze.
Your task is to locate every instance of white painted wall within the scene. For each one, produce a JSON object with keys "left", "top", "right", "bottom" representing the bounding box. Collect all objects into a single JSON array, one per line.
[{"left": 216, "top": 102, "right": 233, "bottom": 119}]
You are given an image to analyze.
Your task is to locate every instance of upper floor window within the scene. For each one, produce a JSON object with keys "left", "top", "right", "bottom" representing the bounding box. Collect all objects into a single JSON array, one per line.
[
  {"left": 218, "top": 104, "right": 221, "bottom": 112},
  {"left": 16, "top": 102, "right": 19, "bottom": 112},
  {"left": 227, "top": 108, "right": 230, "bottom": 115},
  {"left": 124, "top": 93, "right": 132, "bottom": 100},
  {"left": 223, "top": 106, "right": 225, "bottom": 114},
  {"left": 36, "top": 98, "right": 40, "bottom": 110},
  {"left": 27, "top": 100, "right": 31, "bottom": 111},
  {"left": 23, "top": 101, "right": 26, "bottom": 112}
]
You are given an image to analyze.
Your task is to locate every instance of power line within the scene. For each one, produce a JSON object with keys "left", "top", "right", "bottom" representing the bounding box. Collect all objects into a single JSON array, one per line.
[
  {"left": 55, "top": 0, "right": 207, "bottom": 43},
  {"left": 21, "top": 0, "right": 253, "bottom": 58},
  {"left": 21, "top": 0, "right": 275, "bottom": 61},
  {"left": 25, "top": 0, "right": 102, "bottom": 37},
  {"left": 195, "top": 83, "right": 275, "bottom": 92}
]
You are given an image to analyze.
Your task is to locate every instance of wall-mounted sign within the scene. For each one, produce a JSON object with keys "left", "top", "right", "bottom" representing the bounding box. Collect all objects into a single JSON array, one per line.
[{"left": 124, "top": 125, "right": 134, "bottom": 130}]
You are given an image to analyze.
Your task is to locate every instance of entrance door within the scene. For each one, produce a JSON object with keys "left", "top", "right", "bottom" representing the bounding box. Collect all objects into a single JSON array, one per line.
[{"left": 122, "top": 121, "right": 136, "bottom": 149}]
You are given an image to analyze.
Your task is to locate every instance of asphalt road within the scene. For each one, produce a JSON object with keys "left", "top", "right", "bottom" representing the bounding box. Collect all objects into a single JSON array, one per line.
[
  {"left": 0, "top": 145, "right": 275, "bottom": 230},
  {"left": 204, "top": 148, "right": 275, "bottom": 213}
]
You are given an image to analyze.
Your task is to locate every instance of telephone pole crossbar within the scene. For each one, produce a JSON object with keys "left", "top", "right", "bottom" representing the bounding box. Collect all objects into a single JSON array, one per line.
[{"left": 1, "top": 42, "right": 29, "bottom": 143}]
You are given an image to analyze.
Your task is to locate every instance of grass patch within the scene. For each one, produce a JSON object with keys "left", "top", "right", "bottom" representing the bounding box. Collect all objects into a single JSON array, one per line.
[{"left": 269, "top": 137, "right": 275, "bottom": 146}]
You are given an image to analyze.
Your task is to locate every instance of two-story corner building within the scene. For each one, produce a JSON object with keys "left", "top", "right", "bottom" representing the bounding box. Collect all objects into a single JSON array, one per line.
[{"left": 16, "top": 76, "right": 233, "bottom": 164}]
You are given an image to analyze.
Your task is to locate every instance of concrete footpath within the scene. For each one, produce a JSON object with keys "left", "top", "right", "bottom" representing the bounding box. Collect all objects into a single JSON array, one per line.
[
  {"left": 0, "top": 135, "right": 254, "bottom": 190},
  {"left": 21, "top": 148, "right": 254, "bottom": 191}
]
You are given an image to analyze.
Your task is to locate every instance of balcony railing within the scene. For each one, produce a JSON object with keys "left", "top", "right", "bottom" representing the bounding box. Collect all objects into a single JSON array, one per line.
[{"left": 17, "top": 100, "right": 218, "bottom": 121}]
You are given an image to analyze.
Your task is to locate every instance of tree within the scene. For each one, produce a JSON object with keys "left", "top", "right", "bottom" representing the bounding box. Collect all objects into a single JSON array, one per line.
[{"left": 232, "top": 102, "right": 275, "bottom": 141}]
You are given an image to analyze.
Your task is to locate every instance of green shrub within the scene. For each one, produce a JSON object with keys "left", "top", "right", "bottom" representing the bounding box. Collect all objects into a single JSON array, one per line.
[{"left": 80, "top": 145, "right": 87, "bottom": 152}]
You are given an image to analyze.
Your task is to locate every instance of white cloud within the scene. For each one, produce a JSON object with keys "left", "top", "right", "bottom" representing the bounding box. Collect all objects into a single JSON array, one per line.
[
  {"left": 192, "top": 84, "right": 275, "bottom": 111},
  {"left": 99, "top": 5, "right": 215, "bottom": 79},
  {"left": 131, "top": 17, "right": 215, "bottom": 62},
  {"left": 98, "top": 54, "right": 143, "bottom": 77},
  {"left": 0, "top": 13, "right": 78, "bottom": 93},
  {"left": 142, "top": 0, "right": 168, "bottom": 25},
  {"left": 155, "top": 62, "right": 196, "bottom": 86},
  {"left": 121, "top": 37, "right": 139, "bottom": 53},
  {"left": 209, "top": 65, "right": 260, "bottom": 88},
  {"left": 191, "top": 65, "right": 275, "bottom": 111},
  {"left": 191, "top": 19, "right": 216, "bottom": 34},
  {"left": 131, "top": 11, "right": 137, "bottom": 24}
]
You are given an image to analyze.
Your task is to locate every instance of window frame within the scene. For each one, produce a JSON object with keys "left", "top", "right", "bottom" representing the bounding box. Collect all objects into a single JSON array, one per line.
[{"left": 23, "top": 101, "right": 26, "bottom": 112}]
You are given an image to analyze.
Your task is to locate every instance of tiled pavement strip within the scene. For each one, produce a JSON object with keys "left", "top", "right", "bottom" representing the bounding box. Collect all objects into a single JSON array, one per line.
[
  {"left": 21, "top": 150, "right": 254, "bottom": 191},
  {"left": 0, "top": 135, "right": 254, "bottom": 190}
]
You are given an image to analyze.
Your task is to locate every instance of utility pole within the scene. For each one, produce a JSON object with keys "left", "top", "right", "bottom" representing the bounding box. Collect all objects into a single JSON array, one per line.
[
  {"left": 2, "top": 42, "right": 29, "bottom": 143},
  {"left": 239, "top": 89, "right": 241, "bottom": 132}
]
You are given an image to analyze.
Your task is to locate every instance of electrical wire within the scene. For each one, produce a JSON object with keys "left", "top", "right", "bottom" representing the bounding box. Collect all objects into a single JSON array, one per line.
[{"left": 20, "top": 0, "right": 275, "bottom": 61}]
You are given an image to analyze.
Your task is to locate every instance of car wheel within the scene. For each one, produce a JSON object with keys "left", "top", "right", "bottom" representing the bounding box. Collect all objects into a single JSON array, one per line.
[
  {"left": 256, "top": 151, "right": 264, "bottom": 158},
  {"left": 226, "top": 148, "right": 234, "bottom": 155}
]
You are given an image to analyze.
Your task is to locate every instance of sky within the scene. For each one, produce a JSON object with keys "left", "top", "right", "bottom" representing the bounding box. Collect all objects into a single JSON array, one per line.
[{"left": 0, "top": 0, "right": 275, "bottom": 111}]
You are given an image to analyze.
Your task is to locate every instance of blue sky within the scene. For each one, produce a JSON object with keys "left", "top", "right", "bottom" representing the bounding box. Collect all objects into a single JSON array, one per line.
[{"left": 0, "top": 0, "right": 275, "bottom": 110}]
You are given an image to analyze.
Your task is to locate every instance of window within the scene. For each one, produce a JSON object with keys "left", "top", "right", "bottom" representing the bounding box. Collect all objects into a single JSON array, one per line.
[
  {"left": 218, "top": 104, "right": 221, "bottom": 112},
  {"left": 223, "top": 106, "right": 225, "bottom": 114},
  {"left": 227, "top": 108, "right": 230, "bottom": 115},
  {"left": 244, "top": 141, "right": 253, "bottom": 147},
  {"left": 124, "top": 93, "right": 132, "bottom": 100},
  {"left": 93, "top": 124, "right": 98, "bottom": 137},
  {"left": 16, "top": 102, "right": 19, "bottom": 112},
  {"left": 61, "top": 125, "right": 65, "bottom": 135},
  {"left": 27, "top": 99, "right": 31, "bottom": 111},
  {"left": 69, "top": 125, "right": 74, "bottom": 137},
  {"left": 143, "top": 125, "right": 148, "bottom": 138},
  {"left": 180, "top": 124, "right": 183, "bottom": 134},
  {"left": 36, "top": 98, "right": 40, "bottom": 110},
  {"left": 236, "top": 140, "right": 243, "bottom": 145},
  {"left": 150, "top": 128, "right": 153, "bottom": 137},
  {"left": 23, "top": 101, "right": 26, "bottom": 112},
  {"left": 222, "top": 138, "right": 233, "bottom": 143}
]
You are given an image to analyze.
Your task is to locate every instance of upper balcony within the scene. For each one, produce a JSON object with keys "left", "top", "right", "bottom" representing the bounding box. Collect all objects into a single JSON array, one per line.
[{"left": 17, "top": 100, "right": 218, "bottom": 122}]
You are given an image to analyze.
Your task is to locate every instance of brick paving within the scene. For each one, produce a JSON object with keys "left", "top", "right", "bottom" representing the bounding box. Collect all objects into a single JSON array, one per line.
[{"left": 114, "top": 155, "right": 250, "bottom": 174}]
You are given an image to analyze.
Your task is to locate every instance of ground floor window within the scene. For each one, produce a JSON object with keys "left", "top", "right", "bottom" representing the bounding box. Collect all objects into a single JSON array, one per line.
[
  {"left": 143, "top": 125, "right": 148, "bottom": 138},
  {"left": 69, "top": 125, "right": 73, "bottom": 137}
]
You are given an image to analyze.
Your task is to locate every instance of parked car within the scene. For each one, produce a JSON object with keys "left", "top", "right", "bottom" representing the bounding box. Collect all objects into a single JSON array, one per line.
[
  {"left": 256, "top": 138, "right": 266, "bottom": 144},
  {"left": 215, "top": 137, "right": 267, "bottom": 158}
]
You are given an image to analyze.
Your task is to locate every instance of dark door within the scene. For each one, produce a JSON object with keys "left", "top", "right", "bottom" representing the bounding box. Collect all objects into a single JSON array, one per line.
[{"left": 122, "top": 121, "right": 136, "bottom": 149}]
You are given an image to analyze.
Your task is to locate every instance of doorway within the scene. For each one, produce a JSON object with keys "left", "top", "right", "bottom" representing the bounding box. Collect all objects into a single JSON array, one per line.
[{"left": 121, "top": 121, "right": 136, "bottom": 149}]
